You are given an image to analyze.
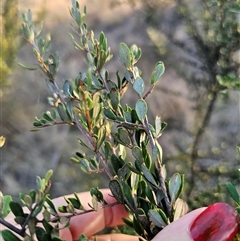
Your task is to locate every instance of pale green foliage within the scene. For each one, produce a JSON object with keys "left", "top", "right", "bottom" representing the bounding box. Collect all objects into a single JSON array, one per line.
[
  {"left": 0, "top": 1, "right": 185, "bottom": 240},
  {"left": 0, "top": 0, "right": 19, "bottom": 89}
]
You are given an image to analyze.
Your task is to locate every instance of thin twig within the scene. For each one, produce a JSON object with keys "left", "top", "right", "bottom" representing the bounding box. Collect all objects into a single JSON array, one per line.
[
  {"left": 50, "top": 201, "right": 119, "bottom": 223},
  {"left": 143, "top": 116, "right": 172, "bottom": 218},
  {"left": 188, "top": 90, "right": 218, "bottom": 197},
  {"left": 96, "top": 151, "right": 113, "bottom": 179},
  {"left": 97, "top": 69, "right": 110, "bottom": 93},
  {"left": 143, "top": 84, "right": 156, "bottom": 100},
  {"left": 0, "top": 217, "right": 25, "bottom": 237}
]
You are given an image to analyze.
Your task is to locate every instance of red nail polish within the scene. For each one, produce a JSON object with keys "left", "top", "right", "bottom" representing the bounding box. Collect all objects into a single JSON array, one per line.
[{"left": 190, "top": 202, "right": 239, "bottom": 241}]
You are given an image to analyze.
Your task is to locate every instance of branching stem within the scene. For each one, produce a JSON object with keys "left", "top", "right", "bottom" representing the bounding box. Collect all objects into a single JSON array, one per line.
[
  {"left": 143, "top": 116, "right": 172, "bottom": 218},
  {"left": 0, "top": 217, "right": 26, "bottom": 237}
]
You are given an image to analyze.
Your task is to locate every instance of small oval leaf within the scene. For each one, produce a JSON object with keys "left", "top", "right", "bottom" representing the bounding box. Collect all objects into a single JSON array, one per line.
[
  {"left": 169, "top": 173, "right": 183, "bottom": 204},
  {"left": 9, "top": 201, "right": 24, "bottom": 217},
  {"left": 1, "top": 230, "right": 21, "bottom": 241},
  {"left": 103, "top": 109, "right": 116, "bottom": 120},
  {"left": 133, "top": 77, "right": 144, "bottom": 96},
  {"left": 118, "top": 128, "right": 131, "bottom": 147},
  {"left": 135, "top": 99, "right": 147, "bottom": 121},
  {"left": 226, "top": 182, "right": 239, "bottom": 203},
  {"left": 148, "top": 209, "right": 167, "bottom": 228},
  {"left": 119, "top": 43, "right": 131, "bottom": 68},
  {"left": 132, "top": 146, "right": 143, "bottom": 162},
  {"left": 151, "top": 61, "right": 165, "bottom": 84},
  {"left": 109, "top": 179, "right": 124, "bottom": 204}
]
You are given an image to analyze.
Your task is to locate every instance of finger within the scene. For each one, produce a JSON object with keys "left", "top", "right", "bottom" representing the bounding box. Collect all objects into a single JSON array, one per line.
[
  {"left": 88, "top": 233, "right": 141, "bottom": 241},
  {"left": 59, "top": 228, "right": 72, "bottom": 241},
  {"left": 55, "top": 189, "right": 128, "bottom": 240},
  {"left": 152, "top": 208, "right": 206, "bottom": 241}
]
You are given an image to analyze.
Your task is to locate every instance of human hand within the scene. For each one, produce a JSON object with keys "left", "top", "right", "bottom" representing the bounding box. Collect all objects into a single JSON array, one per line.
[
  {"left": 57, "top": 189, "right": 239, "bottom": 241},
  {"left": 1, "top": 189, "right": 238, "bottom": 241},
  {"left": 55, "top": 189, "right": 204, "bottom": 241}
]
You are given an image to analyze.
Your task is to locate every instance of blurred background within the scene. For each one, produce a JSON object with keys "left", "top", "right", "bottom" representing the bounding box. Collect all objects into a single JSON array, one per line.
[{"left": 1, "top": 0, "right": 239, "bottom": 209}]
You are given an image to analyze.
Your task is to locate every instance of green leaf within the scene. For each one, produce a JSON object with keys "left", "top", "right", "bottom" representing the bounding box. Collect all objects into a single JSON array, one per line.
[
  {"left": 69, "top": 33, "right": 83, "bottom": 51},
  {"left": 29, "top": 218, "right": 38, "bottom": 236},
  {"left": 169, "top": 173, "right": 183, "bottom": 204},
  {"left": 35, "top": 227, "right": 46, "bottom": 240},
  {"left": 118, "top": 128, "right": 131, "bottom": 147},
  {"left": 148, "top": 209, "right": 168, "bottom": 228},
  {"left": 109, "top": 90, "right": 120, "bottom": 110},
  {"left": 42, "top": 112, "right": 54, "bottom": 122},
  {"left": 130, "top": 44, "right": 142, "bottom": 63},
  {"left": 57, "top": 103, "right": 71, "bottom": 122},
  {"left": 132, "top": 216, "right": 143, "bottom": 236},
  {"left": 74, "top": 192, "right": 85, "bottom": 210},
  {"left": 96, "top": 126, "right": 106, "bottom": 150},
  {"left": 14, "top": 216, "right": 26, "bottom": 225},
  {"left": 133, "top": 77, "right": 144, "bottom": 96},
  {"left": 28, "top": 190, "right": 36, "bottom": 203},
  {"left": 111, "top": 154, "right": 125, "bottom": 175},
  {"left": 42, "top": 219, "right": 53, "bottom": 234},
  {"left": 43, "top": 208, "right": 51, "bottom": 222},
  {"left": 122, "top": 182, "right": 136, "bottom": 209},
  {"left": 79, "top": 159, "right": 91, "bottom": 173},
  {"left": 109, "top": 179, "right": 124, "bottom": 204},
  {"left": 132, "top": 146, "right": 143, "bottom": 162},
  {"left": 152, "top": 144, "right": 160, "bottom": 162},
  {"left": 118, "top": 164, "right": 131, "bottom": 181},
  {"left": 119, "top": 43, "right": 131, "bottom": 68},
  {"left": 155, "top": 115, "right": 161, "bottom": 138},
  {"left": 23, "top": 195, "right": 32, "bottom": 208},
  {"left": 145, "top": 186, "right": 156, "bottom": 205},
  {"left": 226, "top": 182, "right": 239, "bottom": 203},
  {"left": 45, "top": 169, "right": 53, "bottom": 184},
  {"left": 103, "top": 109, "right": 116, "bottom": 120},
  {"left": 18, "top": 63, "right": 38, "bottom": 70},
  {"left": 1, "top": 230, "right": 21, "bottom": 241},
  {"left": 66, "top": 101, "right": 74, "bottom": 120},
  {"left": 151, "top": 61, "right": 165, "bottom": 84},
  {"left": 136, "top": 208, "right": 149, "bottom": 227},
  {"left": 9, "top": 201, "right": 24, "bottom": 217},
  {"left": 99, "top": 31, "right": 107, "bottom": 51},
  {"left": 78, "top": 234, "right": 89, "bottom": 241},
  {"left": 141, "top": 142, "right": 152, "bottom": 169},
  {"left": 63, "top": 80, "right": 71, "bottom": 97},
  {"left": 103, "top": 141, "right": 113, "bottom": 160},
  {"left": 58, "top": 205, "right": 68, "bottom": 213},
  {"left": 141, "top": 165, "right": 158, "bottom": 187},
  {"left": 124, "top": 70, "right": 132, "bottom": 82},
  {"left": 0, "top": 193, "right": 12, "bottom": 218},
  {"left": 122, "top": 217, "right": 134, "bottom": 229},
  {"left": 90, "top": 188, "right": 104, "bottom": 203},
  {"left": 135, "top": 99, "right": 147, "bottom": 121}
]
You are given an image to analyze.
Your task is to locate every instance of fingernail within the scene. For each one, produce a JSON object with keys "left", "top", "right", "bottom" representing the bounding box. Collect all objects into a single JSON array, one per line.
[{"left": 190, "top": 202, "right": 239, "bottom": 241}]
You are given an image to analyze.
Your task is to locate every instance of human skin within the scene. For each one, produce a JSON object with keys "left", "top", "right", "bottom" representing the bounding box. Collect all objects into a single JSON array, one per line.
[
  {"left": 1, "top": 189, "right": 205, "bottom": 241},
  {"left": 54, "top": 189, "right": 206, "bottom": 241}
]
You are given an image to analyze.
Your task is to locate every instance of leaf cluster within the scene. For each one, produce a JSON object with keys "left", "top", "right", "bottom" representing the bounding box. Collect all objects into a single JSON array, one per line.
[
  {"left": 3, "top": 1, "right": 230, "bottom": 240},
  {"left": 0, "top": 171, "right": 66, "bottom": 241}
]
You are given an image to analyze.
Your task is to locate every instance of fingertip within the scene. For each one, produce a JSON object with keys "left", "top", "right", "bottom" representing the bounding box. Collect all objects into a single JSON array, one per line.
[
  {"left": 59, "top": 228, "right": 72, "bottom": 241},
  {"left": 101, "top": 190, "right": 129, "bottom": 227},
  {"left": 152, "top": 208, "right": 206, "bottom": 241},
  {"left": 88, "top": 233, "right": 140, "bottom": 241}
]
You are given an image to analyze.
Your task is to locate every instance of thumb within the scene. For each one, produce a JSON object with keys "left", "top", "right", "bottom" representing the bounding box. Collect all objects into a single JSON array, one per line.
[{"left": 151, "top": 208, "right": 206, "bottom": 241}]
